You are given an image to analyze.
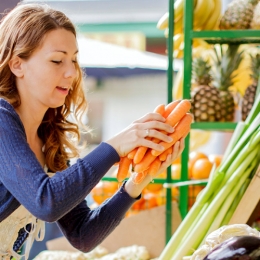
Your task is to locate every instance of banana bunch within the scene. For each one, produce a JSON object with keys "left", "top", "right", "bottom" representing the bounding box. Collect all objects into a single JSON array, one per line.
[
  {"left": 157, "top": 0, "right": 222, "bottom": 33},
  {"left": 157, "top": 0, "right": 222, "bottom": 59}
]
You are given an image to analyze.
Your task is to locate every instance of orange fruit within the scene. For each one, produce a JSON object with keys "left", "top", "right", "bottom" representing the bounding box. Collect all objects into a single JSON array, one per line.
[
  {"left": 131, "top": 197, "right": 145, "bottom": 211},
  {"left": 146, "top": 182, "right": 163, "bottom": 192},
  {"left": 91, "top": 182, "right": 110, "bottom": 204},
  {"left": 155, "top": 189, "right": 166, "bottom": 206},
  {"left": 208, "top": 154, "right": 223, "bottom": 168},
  {"left": 142, "top": 192, "right": 158, "bottom": 209},
  {"left": 91, "top": 181, "right": 119, "bottom": 205},
  {"left": 101, "top": 181, "right": 118, "bottom": 195},
  {"left": 189, "top": 151, "right": 208, "bottom": 169},
  {"left": 191, "top": 158, "right": 213, "bottom": 179}
]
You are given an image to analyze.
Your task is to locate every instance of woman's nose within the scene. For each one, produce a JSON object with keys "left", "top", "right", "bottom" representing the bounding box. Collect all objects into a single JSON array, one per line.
[{"left": 64, "top": 62, "right": 77, "bottom": 79}]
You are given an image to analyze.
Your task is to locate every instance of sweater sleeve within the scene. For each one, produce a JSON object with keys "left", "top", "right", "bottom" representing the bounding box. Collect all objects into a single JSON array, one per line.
[
  {"left": 0, "top": 100, "right": 121, "bottom": 222},
  {"left": 57, "top": 182, "right": 138, "bottom": 252}
]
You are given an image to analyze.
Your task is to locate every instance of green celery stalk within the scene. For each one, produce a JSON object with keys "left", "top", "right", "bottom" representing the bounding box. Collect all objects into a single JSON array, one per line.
[
  {"left": 203, "top": 164, "right": 254, "bottom": 240},
  {"left": 221, "top": 177, "right": 251, "bottom": 226},
  {"left": 219, "top": 114, "right": 260, "bottom": 173},
  {"left": 222, "top": 122, "right": 246, "bottom": 159},
  {"left": 159, "top": 171, "right": 224, "bottom": 259},
  {"left": 161, "top": 148, "right": 258, "bottom": 260},
  {"left": 222, "top": 128, "right": 260, "bottom": 182}
]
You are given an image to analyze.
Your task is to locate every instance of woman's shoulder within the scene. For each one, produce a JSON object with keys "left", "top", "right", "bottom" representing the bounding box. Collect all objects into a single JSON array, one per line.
[
  {"left": 0, "top": 98, "right": 16, "bottom": 112},
  {"left": 0, "top": 98, "right": 22, "bottom": 124},
  {"left": 0, "top": 98, "right": 23, "bottom": 132}
]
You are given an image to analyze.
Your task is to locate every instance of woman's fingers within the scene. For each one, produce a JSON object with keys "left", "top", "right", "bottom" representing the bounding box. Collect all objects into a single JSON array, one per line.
[
  {"left": 133, "top": 112, "right": 165, "bottom": 124},
  {"left": 156, "top": 138, "right": 185, "bottom": 176}
]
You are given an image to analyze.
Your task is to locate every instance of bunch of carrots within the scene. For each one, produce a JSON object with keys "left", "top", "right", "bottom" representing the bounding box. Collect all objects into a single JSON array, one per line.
[{"left": 116, "top": 99, "right": 193, "bottom": 184}]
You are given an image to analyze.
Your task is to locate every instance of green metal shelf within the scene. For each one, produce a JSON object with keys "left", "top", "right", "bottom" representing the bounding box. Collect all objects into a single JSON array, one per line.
[
  {"left": 191, "top": 122, "right": 237, "bottom": 131},
  {"left": 191, "top": 30, "right": 260, "bottom": 44},
  {"left": 164, "top": 0, "right": 257, "bottom": 245}
]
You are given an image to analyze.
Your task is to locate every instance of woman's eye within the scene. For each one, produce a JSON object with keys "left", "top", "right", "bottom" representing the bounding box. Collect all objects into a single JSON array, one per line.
[
  {"left": 72, "top": 60, "right": 77, "bottom": 64},
  {"left": 52, "top": 60, "right": 62, "bottom": 64}
]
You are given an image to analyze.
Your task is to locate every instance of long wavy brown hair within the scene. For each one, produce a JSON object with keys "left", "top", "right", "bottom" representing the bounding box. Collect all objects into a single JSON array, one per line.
[{"left": 0, "top": 3, "right": 88, "bottom": 172}]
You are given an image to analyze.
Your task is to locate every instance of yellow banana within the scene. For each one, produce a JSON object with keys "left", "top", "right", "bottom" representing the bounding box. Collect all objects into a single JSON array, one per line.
[
  {"left": 164, "top": 16, "right": 183, "bottom": 37},
  {"left": 157, "top": 0, "right": 184, "bottom": 30},
  {"left": 173, "top": 33, "right": 184, "bottom": 51},
  {"left": 193, "top": 39, "right": 209, "bottom": 48},
  {"left": 174, "top": 49, "right": 184, "bottom": 59},
  {"left": 202, "top": 0, "right": 222, "bottom": 30},
  {"left": 193, "top": 0, "right": 214, "bottom": 30},
  {"left": 157, "top": 12, "right": 169, "bottom": 30},
  {"left": 173, "top": 63, "right": 183, "bottom": 100},
  {"left": 190, "top": 130, "right": 211, "bottom": 152},
  {"left": 174, "top": 0, "right": 184, "bottom": 22}
]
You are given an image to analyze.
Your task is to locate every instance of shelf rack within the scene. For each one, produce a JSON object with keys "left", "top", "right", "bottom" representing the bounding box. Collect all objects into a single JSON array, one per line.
[
  {"left": 165, "top": 0, "right": 260, "bottom": 244},
  {"left": 101, "top": 0, "right": 259, "bottom": 246}
]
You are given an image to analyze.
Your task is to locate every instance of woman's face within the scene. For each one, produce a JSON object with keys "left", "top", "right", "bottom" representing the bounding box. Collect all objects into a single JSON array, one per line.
[{"left": 18, "top": 28, "right": 78, "bottom": 109}]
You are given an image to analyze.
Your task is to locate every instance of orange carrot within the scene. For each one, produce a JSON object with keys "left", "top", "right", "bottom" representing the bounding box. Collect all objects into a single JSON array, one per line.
[
  {"left": 117, "top": 156, "right": 132, "bottom": 182},
  {"left": 159, "top": 146, "right": 173, "bottom": 161},
  {"left": 134, "top": 150, "right": 157, "bottom": 173},
  {"left": 133, "top": 104, "right": 165, "bottom": 164},
  {"left": 152, "top": 113, "right": 193, "bottom": 157},
  {"left": 148, "top": 157, "right": 162, "bottom": 177},
  {"left": 165, "top": 99, "right": 191, "bottom": 127},
  {"left": 147, "top": 100, "right": 181, "bottom": 145},
  {"left": 163, "top": 100, "right": 181, "bottom": 118},
  {"left": 127, "top": 148, "right": 138, "bottom": 160},
  {"left": 153, "top": 103, "right": 166, "bottom": 116}
]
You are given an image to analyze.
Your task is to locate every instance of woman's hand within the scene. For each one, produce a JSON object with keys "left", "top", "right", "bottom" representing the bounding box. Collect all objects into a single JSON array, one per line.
[
  {"left": 106, "top": 112, "right": 174, "bottom": 157},
  {"left": 124, "top": 138, "right": 185, "bottom": 198}
]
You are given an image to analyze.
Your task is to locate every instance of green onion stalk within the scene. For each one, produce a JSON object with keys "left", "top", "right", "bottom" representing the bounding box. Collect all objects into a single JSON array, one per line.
[
  {"left": 167, "top": 148, "right": 259, "bottom": 260},
  {"left": 159, "top": 93, "right": 260, "bottom": 260}
]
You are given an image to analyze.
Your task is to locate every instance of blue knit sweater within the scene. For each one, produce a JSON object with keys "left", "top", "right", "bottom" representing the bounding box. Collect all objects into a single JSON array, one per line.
[{"left": 0, "top": 98, "right": 137, "bottom": 252}]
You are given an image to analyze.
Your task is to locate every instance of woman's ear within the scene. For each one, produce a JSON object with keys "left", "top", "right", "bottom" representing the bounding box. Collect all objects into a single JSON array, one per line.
[{"left": 9, "top": 56, "right": 24, "bottom": 78}]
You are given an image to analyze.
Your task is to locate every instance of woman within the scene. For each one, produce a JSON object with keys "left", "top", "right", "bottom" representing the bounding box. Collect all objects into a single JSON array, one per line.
[{"left": 0, "top": 3, "right": 184, "bottom": 259}]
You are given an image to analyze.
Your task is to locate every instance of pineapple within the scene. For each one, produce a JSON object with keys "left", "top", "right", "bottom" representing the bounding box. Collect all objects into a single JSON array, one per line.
[
  {"left": 212, "top": 44, "right": 244, "bottom": 122},
  {"left": 251, "top": 2, "right": 260, "bottom": 29},
  {"left": 219, "top": 0, "right": 259, "bottom": 30},
  {"left": 191, "top": 57, "right": 222, "bottom": 122},
  {"left": 241, "top": 53, "right": 260, "bottom": 121}
]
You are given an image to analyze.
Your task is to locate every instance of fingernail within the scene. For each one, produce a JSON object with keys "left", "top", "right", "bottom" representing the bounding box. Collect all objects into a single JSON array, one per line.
[
  {"left": 167, "top": 137, "right": 173, "bottom": 142},
  {"left": 159, "top": 145, "right": 164, "bottom": 151}
]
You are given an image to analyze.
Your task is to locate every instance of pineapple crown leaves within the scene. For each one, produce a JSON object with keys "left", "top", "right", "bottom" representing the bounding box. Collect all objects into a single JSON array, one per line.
[
  {"left": 249, "top": 52, "right": 260, "bottom": 82},
  {"left": 211, "top": 44, "right": 244, "bottom": 91},
  {"left": 192, "top": 57, "right": 212, "bottom": 85}
]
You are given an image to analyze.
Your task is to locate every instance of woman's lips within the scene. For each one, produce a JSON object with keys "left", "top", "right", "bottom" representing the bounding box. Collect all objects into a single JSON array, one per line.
[{"left": 56, "top": 86, "right": 69, "bottom": 95}]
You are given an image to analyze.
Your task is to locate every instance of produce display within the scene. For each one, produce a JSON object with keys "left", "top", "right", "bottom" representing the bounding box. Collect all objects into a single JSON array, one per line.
[
  {"left": 159, "top": 95, "right": 260, "bottom": 259},
  {"left": 91, "top": 151, "right": 221, "bottom": 214}
]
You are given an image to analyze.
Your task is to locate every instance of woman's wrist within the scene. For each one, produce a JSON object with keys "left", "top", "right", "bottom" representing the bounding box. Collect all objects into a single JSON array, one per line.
[{"left": 124, "top": 173, "right": 153, "bottom": 199}]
